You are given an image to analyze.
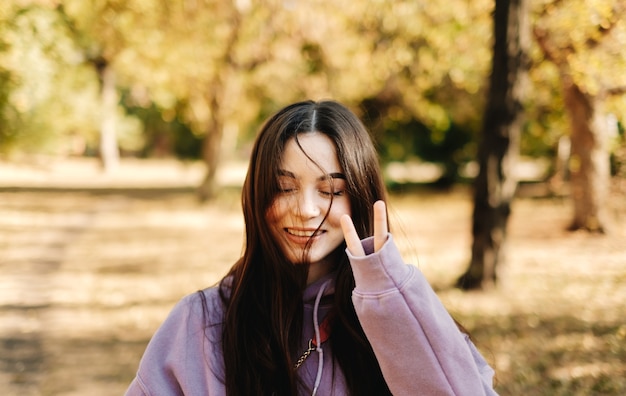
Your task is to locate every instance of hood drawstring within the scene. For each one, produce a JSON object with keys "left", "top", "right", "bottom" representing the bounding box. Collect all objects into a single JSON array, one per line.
[{"left": 311, "top": 278, "right": 331, "bottom": 396}]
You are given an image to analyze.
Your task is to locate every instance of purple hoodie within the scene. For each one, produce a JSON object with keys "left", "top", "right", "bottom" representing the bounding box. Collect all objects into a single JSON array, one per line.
[{"left": 126, "top": 235, "right": 497, "bottom": 395}]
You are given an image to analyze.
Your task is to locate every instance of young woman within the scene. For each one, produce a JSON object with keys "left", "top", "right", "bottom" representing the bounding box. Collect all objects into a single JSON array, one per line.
[{"left": 126, "top": 100, "right": 497, "bottom": 395}]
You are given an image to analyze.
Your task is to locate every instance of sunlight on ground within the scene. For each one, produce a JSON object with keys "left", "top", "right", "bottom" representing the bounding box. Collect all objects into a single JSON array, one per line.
[{"left": 1, "top": 159, "right": 625, "bottom": 395}]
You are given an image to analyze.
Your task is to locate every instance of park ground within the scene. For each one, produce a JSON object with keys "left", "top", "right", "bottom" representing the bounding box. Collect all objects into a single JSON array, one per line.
[{"left": 0, "top": 158, "right": 625, "bottom": 395}]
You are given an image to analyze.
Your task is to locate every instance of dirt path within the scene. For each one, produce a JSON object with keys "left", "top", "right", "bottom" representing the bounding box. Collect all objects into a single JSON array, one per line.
[
  {"left": 0, "top": 188, "right": 243, "bottom": 395},
  {"left": 1, "top": 159, "right": 625, "bottom": 395}
]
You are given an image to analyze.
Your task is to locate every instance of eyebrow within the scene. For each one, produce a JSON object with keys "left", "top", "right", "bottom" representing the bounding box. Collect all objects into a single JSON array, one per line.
[{"left": 278, "top": 169, "right": 346, "bottom": 181}]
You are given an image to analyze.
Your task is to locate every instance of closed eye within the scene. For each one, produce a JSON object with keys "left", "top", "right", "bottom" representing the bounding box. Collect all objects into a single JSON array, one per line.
[
  {"left": 319, "top": 190, "right": 345, "bottom": 197},
  {"left": 319, "top": 176, "right": 346, "bottom": 197},
  {"left": 277, "top": 174, "right": 297, "bottom": 194}
]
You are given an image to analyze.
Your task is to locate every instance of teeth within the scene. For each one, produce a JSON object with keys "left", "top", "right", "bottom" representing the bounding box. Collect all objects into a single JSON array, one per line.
[{"left": 287, "top": 229, "right": 318, "bottom": 237}]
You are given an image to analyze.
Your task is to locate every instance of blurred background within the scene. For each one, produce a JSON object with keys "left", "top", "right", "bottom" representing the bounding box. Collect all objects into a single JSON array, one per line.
[{"left": 1, "top": 0, "right": 625, "bottom": 395}]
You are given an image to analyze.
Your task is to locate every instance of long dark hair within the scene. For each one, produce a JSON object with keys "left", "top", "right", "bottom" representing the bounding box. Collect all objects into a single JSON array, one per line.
[{"left": 218, "top": 100, "right": 391, "bottom": 395}]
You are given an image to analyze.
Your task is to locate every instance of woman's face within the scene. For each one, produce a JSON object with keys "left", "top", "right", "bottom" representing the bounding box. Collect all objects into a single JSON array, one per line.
[{"left": 266, "top": 132, "right": 351, "bottom": 283}]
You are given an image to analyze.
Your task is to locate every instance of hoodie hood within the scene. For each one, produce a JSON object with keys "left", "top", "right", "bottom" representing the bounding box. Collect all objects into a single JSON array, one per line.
[{"left": 302, "top": 271, "right": 336, "bottom": 304}]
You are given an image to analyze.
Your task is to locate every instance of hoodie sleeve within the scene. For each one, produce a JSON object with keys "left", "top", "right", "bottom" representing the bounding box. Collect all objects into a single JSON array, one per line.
[
  {"left": 125, "top": 291, "right": 226, "bottom": 396},
  {"left": 347, "top": 234, "right": 498, "bottom": 396}
]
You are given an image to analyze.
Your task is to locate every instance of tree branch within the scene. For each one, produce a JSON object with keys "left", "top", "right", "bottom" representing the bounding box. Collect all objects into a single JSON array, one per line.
[{"left": 607, "top": 86, "right": 626, "bottom": 96}]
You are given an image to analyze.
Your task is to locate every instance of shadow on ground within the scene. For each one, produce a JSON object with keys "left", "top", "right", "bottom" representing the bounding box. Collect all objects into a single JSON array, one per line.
[{"left": 1, "top": 181, "right": 625, "bottom": 395}]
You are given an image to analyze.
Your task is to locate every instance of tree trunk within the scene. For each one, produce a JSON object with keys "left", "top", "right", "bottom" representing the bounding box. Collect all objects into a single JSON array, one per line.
[
  {"left": 561, "top": 77, "right": 611, "bottom": 232},
  {"left": 456, "top": 0, "right": 529, "bottom": 290},
  {"left": 197, "top": 95, "right": 224, "bottom": 201},
  {"left": 196, "top": 4, "right": 244, "bottom": 201},
  {"left": 98, "top": 63, "right": 119, "bottom": 172}
]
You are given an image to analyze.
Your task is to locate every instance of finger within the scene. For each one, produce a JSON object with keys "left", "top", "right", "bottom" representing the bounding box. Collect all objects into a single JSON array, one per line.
[
  {"left": 341, "top": 214, "right": 365, "bottom": 256},
  {"left": 373, "top": 200, "right": 388, "bottom": 252}
]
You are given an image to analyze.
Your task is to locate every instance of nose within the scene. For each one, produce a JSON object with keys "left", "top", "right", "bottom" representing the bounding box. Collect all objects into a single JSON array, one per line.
[{"left": 296, "top": 189, "right": 321, "bottom": 219}]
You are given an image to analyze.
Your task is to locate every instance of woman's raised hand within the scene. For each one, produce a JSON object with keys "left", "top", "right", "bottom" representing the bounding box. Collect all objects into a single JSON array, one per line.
[{"left": 340, "top": 200, "right": 388, "bottom": 256}]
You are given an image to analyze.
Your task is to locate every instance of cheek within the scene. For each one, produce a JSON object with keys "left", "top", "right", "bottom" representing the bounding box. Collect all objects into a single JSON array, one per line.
[
  {"left": 328, "top": 199, "right": 351, "bottom": 224},
  {"left": 266, "top": 197, "right": 287, "bottom": 223},
  {"left": 265, "top": 208, "right": 277, "bottom": 225}
]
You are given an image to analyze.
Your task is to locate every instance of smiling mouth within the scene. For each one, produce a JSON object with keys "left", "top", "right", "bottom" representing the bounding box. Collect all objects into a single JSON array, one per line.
[{"left": 285, "top": 228, "right": 324, "bottom": 237}]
